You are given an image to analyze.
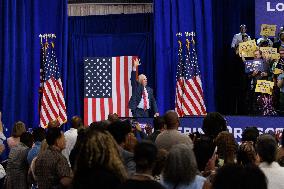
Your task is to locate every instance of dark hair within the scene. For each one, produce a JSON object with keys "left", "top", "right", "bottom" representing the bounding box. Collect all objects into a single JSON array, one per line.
[
  {"left": 20, "top": 132, "right": 34, "bottom": 148},
  {"left": 71, "top": 116, "right": 83, "bottom": 129},
  {"left": 242, "top": 127, "right": 259, "bottom": 144},
  {"left": 153, "top": 116, "right": 165, "bottom": 131},
  {"left": 32, "top": 127, "right": 46, "bottom": 142},
  {"left": 237, "top": 141, "right": 257, "bottom": 166},
  {"left": 46, "top": 127, "right": 62, "bottom": 146},
  {"left": 193, "top": 135, "right": 215, "bottom": 172},
  {"left": 134, "top": 141, "right": 158, "bottom": 172},
  {"left": 202, "top": 112, "right": 227, "bottom": 139},
  {"left": 256, "top": 134, "right": 277, "bottom": 164},
  {"left": 212, "top": 164, "right": 267, "bottom": 189},
  {"left": 242, "top": 34, "right": 248, "bottom": 40},
  {"left": 152, "top": 149, "right": 168, "bottom": 176},
  {"left": 11, "top": 121, "right": 26, "bottom": 137},
  {"left": 107, "top": 120, "right": 132, "bottom": 145},
  {"left": 281, "top": 130, "right": 284, "bottom": 146}
]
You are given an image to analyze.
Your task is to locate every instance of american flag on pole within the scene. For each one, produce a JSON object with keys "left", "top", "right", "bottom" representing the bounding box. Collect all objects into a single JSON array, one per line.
[
  {"left": 84, "top": 56, "right": 135, "bottom": 125},
  {"left": 39, "top": 42, "right": 67, "bottom": 127},
  {"left": 175, "top": 37, "right": 206, "bottom": 116}
]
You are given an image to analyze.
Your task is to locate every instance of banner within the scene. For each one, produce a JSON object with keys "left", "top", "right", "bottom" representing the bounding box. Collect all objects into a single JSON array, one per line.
[
  {"left": 238, "top": 40, "right": 257, "bottom": 57},
  {"left": 255, "top": 0, "right": 284, "bottom": 38},
  {"left": 255, "top": 80, "right": 274, "bottom": 95},
  {"left": 260, "top": 24, "right": 277, "bottom": 36},
  {"left": 137, "top": 116, "right": 284, "bottom": 142}
]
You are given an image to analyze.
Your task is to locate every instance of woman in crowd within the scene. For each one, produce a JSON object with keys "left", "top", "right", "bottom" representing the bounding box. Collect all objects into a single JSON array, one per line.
[
  {"left": 7, "top": 121, "right": 26, "bottom": 149},
  {"left": 237, "top": 141, "right": 258, "bottom": 166},
  {"left": 72, "top": 127, "right": 128, "bottom": 189},
  {"left": 161, "top": 144, "right": 206, "bottom": 189}
]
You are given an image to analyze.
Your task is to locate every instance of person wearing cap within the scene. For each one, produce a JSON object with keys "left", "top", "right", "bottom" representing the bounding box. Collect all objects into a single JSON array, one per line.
[
  {"left": 257, "top": 35, "right": 273, "bottom": 47},
  {"left": 231, "top": 24, "right": 251, "bottom": 49}
]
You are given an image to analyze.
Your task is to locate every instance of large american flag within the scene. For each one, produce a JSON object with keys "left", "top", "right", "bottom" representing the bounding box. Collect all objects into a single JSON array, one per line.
[
  {"left": 84, "top": 56, "right": 135, "bottom": 125},
  {"left": 175, "top": 38, "right": 206, "bottom": 116},
  {"left": 39, "top": 42, "right": 67, "bottom": 127}
]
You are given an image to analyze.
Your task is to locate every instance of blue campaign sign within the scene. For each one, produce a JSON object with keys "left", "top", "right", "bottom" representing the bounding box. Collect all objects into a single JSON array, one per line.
[
  {"left": 137, "top": 116, "right": 284, "bottom": 142},
  {"left": 255, "top": 0, "right": 284, "bottom": 38}
]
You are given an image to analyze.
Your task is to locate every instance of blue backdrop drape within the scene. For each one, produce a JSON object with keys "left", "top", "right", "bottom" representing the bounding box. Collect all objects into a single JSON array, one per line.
[
  {"left": 67, "top": 14, "right": 154, "bottom": 122},
  {"left": 0, "top": 0, "right": 68, "bottom": 135},
  {"left": 154, "top": 0, "right": 215, "bottom": 114}
]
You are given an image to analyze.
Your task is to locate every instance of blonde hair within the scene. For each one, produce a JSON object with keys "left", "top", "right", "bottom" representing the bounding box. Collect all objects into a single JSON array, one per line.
[
  {"left": 138, "top": 74, "right": 146, "bottom": 84},
  {"left": 75, "top": 128, "right": 128, "bottom": 181}
]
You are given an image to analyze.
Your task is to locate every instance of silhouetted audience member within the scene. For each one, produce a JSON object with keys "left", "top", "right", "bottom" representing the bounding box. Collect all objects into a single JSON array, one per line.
[
  {"left": 147, "top": 116, "right": 165, "bottom": 143},
  {"left": 47, "top": 119, "right": 60, "bottom": 128},
  {"left": 212, "top": 164, "right": 267, "bottom": 189},
  {"left": 152, "top": 149, "right": 168, "bottom": 181},
  {"left": 277, "top": 130, "right": 284, "bottom": 166},
  {"left": 215, "top": 131, "right": 238, "bottom": 165},
  {"left": 256, "top": 134, "right": 284, "bottom": 189},
  {"left": 161, "top": 144, "right": 206, "bottom": 189},
  {"left": 7, "top": 121, "right": 26, "bottom": 149},
  {"left": 6, "top": 132, "right": 33, "bottom": 189},
  {"left": 73, "top": 127, "right": 127, "bottom": 189},
  {"left": 241, "top": 126, "right": 259, "bottom": 145},
  {"left": 155, "top": 110, "right": 193, "bottom": 151},
  {"left": 69, "top": 128, "right": 86, "bottom": 170},
  {"left": 108, "top": 113, "right": 119, "bottom": 123},
  {"left": 202, "top": 112, "right": 227, "bottom": 140},
  {"left": 27, "top": 127, "right": 46, "bottom": 165},
  {"left": 237, "top": 141, "right": 258, "bottom": 166},
  {"left": 35, "top": 127, "right": 72, "bottom": 189},
  {"left": 108, "top": 120, "right": 136, "bottom": 175}
]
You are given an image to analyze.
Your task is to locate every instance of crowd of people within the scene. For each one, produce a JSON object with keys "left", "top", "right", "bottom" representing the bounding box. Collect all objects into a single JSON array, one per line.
[
  {"left": 231, "top": 24, "right": 284, "bottom": 116},
  {"left": 0, "top": 111, "right": 283, "bottom": 189}
]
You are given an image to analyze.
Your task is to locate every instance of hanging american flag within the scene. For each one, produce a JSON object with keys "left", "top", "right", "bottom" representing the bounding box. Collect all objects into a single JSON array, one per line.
[
  {"left": 175, "top": 35, "right": 206, "bottom": 116},
  {"left": 84, "top": 56, "right": 135, "bottom": 125},
  {"left": 39, "top": 42, "right": 67, "bottom": 127}
]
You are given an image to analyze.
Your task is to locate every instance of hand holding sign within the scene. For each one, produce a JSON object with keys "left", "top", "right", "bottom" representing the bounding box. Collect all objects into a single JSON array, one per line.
[{"left": 239, "top": 40, "right": 257, "bottom": 57}]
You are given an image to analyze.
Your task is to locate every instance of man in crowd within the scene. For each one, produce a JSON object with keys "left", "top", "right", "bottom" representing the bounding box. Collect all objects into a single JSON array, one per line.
[
  {"left": 155, "top": 110, "right": 193, "bottom": 151},
  {"left": 146, "top": 116, "right": 165, "bottom": 143},
  {"left": 128, "top": 58, "right": 159, "bottom": 117},
  {"left": 231, "top": 24, "right": 251, "bottom": 50},
  {"left": 27, "top": 127, "right": 46, "bottom": 165}
]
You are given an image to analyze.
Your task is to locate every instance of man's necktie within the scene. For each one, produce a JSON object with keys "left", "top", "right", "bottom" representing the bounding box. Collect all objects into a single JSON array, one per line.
[{"left": 142, "top": 88, "right": 147, "bottom": 110}]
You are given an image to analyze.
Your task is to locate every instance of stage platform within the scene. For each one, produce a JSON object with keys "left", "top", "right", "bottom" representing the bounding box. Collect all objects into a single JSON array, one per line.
[{"left": 134, "top": 116, "right": 284, "bottom": 142}]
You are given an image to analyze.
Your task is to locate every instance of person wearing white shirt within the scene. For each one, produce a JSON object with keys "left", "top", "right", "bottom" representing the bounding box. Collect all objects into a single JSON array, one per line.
[
  {"left": 231, "top": 24, "right": 251, "bottom": 49},
  {"left": 62, "top": 116, "right": 83, "bottom": 166},
  {"left": 256, "top": 134, "right": 284, "bottom": 189}
]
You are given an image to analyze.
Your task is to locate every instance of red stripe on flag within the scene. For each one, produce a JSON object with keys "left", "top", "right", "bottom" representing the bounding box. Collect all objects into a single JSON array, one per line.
[
  {"left": 45, "top": 80, "right": 59, "bottom": 118},
  {"left": 84, "top": 98, "right": 88, "bottom": 126},
  {"left": 124, "top": 56, "right": 130, "bottom": 117},
  {"left": 183, "top": 86, "right": 201, "bottom": 115},
  {"left": 109, "top": 98, "right": 113, "bottom": 114},
  {"left": 92, "top": 98, "right": 96, "bottom": 123},
  {"left": 185, "top": 80, "right": 203, "bottom": 114},
  {"left": 100, "top": 98, "right": 105, "bottom": 121},
  {"left": 116, "top": 57, "right": 122, "bottom": 116}
]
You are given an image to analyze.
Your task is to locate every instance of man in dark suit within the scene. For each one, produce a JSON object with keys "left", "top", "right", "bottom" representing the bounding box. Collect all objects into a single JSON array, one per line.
[{"left": 128, "top": 58, "right": 159, "bottom": 117}]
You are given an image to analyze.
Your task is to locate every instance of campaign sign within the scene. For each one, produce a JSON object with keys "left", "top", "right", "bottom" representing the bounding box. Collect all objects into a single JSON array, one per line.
[{"left": 244, "top": 59, "right": 264, "bottom": 73}]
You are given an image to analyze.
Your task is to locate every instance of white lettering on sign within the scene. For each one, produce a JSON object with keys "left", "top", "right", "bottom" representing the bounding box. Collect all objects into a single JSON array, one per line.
[{"left": 267, "top": 2, "right": 284, "bottom": 11}]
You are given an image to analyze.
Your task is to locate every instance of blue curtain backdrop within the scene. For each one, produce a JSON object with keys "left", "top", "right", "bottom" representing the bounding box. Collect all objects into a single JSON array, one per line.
[
  {"left": 154, "top": 0, "right": 215, "bottom": 114},
  {"left": 67, "top": 14, "right": 154, "bottom": 120},
  {"left": 0, "top": 0, "right": 68, "bottom": 134}
]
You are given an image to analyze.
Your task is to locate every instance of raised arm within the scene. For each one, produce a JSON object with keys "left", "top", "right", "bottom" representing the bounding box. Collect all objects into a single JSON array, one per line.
[{"left": 131, "top": 58, "right": 140, "bottom": 93}]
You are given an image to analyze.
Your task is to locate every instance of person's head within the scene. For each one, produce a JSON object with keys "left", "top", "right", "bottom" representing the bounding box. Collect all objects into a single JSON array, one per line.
[
  {"left": 134, "top": 141, "right": 158, "bottom": 174},
  {"left": 212, "top": 164, "right": 267, "bottom": 189},
  {"left": 164, "top": 110, "right": 180, "bottom": 130},
  {"left": 107, "top": 120, "right": 132, "bottom": 146},
  {"left": 153, "top": 116, "right": 165, "bottom": 131},
  {"left": 47, "top": 119, "right": 60, "bottom": 128},
  {"left": 281, "top": 130, "right": 284, "bottom": 147},
  {"left": 193, "top": 135, "right": 215, "bottom": 172},
  {"left": 108, "top": 113, "right": 119, "bottom": 123},
  {"left": 256, "top": 134, "right": 277, "bottom": 164},
  {"left": 74, "top": 128, "right": 127, "bottom": 182},
  {"left": 71, "top": 116, "right": 83, "bottom": 129},
  {"left": 240, "top": 24, "right": 247, "bottom": 33},
  {"left": 11, "top": 121, "right": 26, "bottom": 137},
  {"left": 259, "top": 39, "right": 269, "bottom": 47},
  {"left": 152, "top": 149, "right": 169, "bottom": 176},
  {"left": 20, "top": 132, "right": 34, "bottom": 148},
  {"left": 202, "top": 112, "right": 227, "bottom": 139},
  {"left": 39, "top": 139, "right": 49, "bottom": 154},
  {"left": 138, "top": 74, "right": 147, "bottom": 87},
  {"left": 279, "top": 48, "right": 284, "bottom": 59},
  {"left": 254, "top": 49, "right": 262, "bottom": 59},
  {"left": 279, "top": 32, "right": 284, "bottom": 41},
  {"left": 215, "top": 131, "right": 238, "bottom": 164},
  {"left": 46, "top": 127, "right": 66, "bottom": 151},
  {"left": 163, "top": 144, "right": 198, "bottom": 185},
  {"left": 32, "top": 127, "right": 46, "bottom": 142},
  {"left": 241, "top": 127, "right": 259, "bottom": 144},
  {"left": 242, "top": 34, "right": 249, "bottom": 42},
  {"left": 237, "top": 141, "right": 257, "bottom": 166}
]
